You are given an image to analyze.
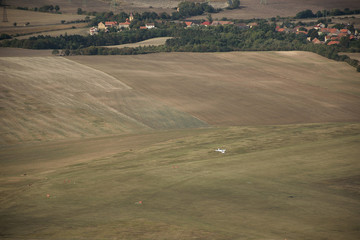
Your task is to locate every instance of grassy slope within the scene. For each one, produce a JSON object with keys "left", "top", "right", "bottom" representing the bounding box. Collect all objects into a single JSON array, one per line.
[
  {"left": 1, "top": 50, "right": 360, "bottom": 239},
  {"left": 1, "top": 123, "right": 359, "bottom": 239}
]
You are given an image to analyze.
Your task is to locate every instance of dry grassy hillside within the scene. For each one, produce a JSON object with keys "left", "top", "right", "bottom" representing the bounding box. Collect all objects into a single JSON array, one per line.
[
  {"left": 1, "top": 48, "right": 360, "bottom": 239},
  {"left": 71, "top": 51, "right": 360, "bottom": 126},
  {"left": 0, "top": 51, "right": 206, "bottom": 144},
  {"left": 1, "top": 50, "right": 360, "bottom": 144}
]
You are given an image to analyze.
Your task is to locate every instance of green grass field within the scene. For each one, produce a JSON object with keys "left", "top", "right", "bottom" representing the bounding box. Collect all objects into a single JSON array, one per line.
[
  {"left": 1, "top": 123, "right": 359, "bottom": 239},
  {"left": 1, "top": 49, "right": 360, "bottom": 239}
]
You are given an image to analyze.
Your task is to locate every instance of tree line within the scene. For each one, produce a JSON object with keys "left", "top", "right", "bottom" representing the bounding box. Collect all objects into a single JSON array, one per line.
[
  {"left": 296, "top": 8, "right": 360, "bottom": 19},
  {"left": 15, "top": 5, "right": 61, "bottom": 13},
  {"left": 1, "top": 20, "right": 359, "bottom": 71}
]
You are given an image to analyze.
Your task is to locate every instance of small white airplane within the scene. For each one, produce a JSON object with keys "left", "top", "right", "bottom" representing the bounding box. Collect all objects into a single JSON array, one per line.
[{"left": 215, "top": 148, "right": 226, "bottom": 154}]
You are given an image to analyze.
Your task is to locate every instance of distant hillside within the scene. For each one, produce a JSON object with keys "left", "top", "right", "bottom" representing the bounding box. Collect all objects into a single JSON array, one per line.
[{"left": 8, "top": 0, "right": 360, "bottom": 17}]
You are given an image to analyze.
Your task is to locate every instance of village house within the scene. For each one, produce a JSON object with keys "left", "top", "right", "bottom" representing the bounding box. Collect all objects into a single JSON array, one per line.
[
  {"left": 119, "top": 20, "right": 131, "bottom": 29},
  {"left": 201, "top": 21, "right": 211, "bottom": 27},
  {"left": 145, "top": 23, "right": 155, "bottom": 29},
  {"left": 185, "top": 21, "right": 193, "bottom": 28},
  {"left": 324, "top": 35, "right": 333, "bottom": 42},
  {"left": 97, "top": 21, "right": 118, "bottom": 31},
  {"left": 105, "top": 21, "right": 118, "bottom": 29},
  {"left": 327, "top": 40, "right": 340, "bottom": 46},
  {"left": 247, "top": 22, "right": 258, "bottom": 28},
  {"left": 98, "top": 22, "right": 106, "bottom": 30},
  {"left": 89, "top": 27, "right": 98, "bottom": 35},
  {"left": 312, "top": 38, "right": 322, "bottom": 44}
]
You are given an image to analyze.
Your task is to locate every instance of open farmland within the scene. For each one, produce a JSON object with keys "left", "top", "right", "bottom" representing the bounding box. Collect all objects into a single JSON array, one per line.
[
  {"left": 1, "top": 123, "right": 360, "bottom": 239},
  {"left": 71, "top": 51, "right": 360, "bottom": 126},
  {"left": 0, "top": 9, "right": 89, "bottom": 37},
  {"left": 189, "top": 0, "right": 360, "bottom": 20},
  {"left": 1, "top": 49, "right": 360, "bottom": 239},
  {"left": 8, "top": 0, "right": 360, "bottom": 18}
]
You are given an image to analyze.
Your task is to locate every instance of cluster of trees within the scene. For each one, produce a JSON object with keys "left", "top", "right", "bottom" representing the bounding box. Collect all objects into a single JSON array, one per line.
[
  {"left": 226, "top": 0, "right": 241, "bottom": 10},
  {"left": 296, "top": 8, "right": 360, "bottom": 19},
  {"left": 16, "top": 5, "right": 61, "bottom": 13},
  {"left": 0, "top": 33, "right": 11, "bottom": 40},
  {"left": 174, "top": 1, "right": 221, "bottom": 18}
]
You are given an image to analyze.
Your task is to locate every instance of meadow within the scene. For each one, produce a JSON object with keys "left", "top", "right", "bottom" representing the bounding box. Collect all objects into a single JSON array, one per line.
[{"left": 1, "top": 49, "right": 360, "bottom": 239}]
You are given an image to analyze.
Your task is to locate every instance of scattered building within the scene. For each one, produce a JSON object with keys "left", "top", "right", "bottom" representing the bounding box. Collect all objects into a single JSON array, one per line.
[
  {"left": 105, "top": 21, "right": 118, "bottom": 28},
  {"left": 98, "top": 22, "right": 106, "bottom": 30},
  {"left": 201, "top": 21, "right": 211, "bottom": 26},
  {"left": 129, "top": 13, "right": 134, "bottom": 22},
  {"left": 185, "top": 21, "right": 193, "bottom": 28},
  {"left": 119, "top": 21, "right": 131, "bottom": 29},
  {"left": 247, "top": 22, "right": 258, "bottom": 28},
  {"left": 312, "top": 38, "right": 322, "bottom": 44},
  {"left": 145, "top": 23, "right": 155, "bottom": 29},
  {"left": 327, "top": 41, "right": 340, "bottom": 46},
  {"left": 89, "top": 27, "right": 98, "bottom": 35}
]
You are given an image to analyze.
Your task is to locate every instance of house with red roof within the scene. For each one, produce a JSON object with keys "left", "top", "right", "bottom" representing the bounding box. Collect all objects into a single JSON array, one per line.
[
  {"left": 340, "top": 29, "right": 351, "bottom": 34},
  {"left": 201, "top": 21, "right": 211, "bottom": 26},
  {"left": 185, "top": 21, "right": 193, "bottom": 28},
  {"left": 145, "top": 23, "right": 155, "bottom": 29},
  {"left": 327, "top": 41, "right": 340, "bottom": 46},
  {"left": 119, "top": 21, "right": 131, "bottom": 29},
  {"left": 105, "top": 21, "right": 118, "bottom": 28},
  {"left": 312, "top": 38, "right": 322, "bottom": 44}
]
